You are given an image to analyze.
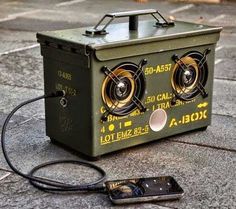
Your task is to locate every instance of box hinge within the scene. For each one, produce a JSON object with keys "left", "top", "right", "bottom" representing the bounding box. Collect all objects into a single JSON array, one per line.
[{"left": 85, "top": 44, "right": 92, "bottom": 68}]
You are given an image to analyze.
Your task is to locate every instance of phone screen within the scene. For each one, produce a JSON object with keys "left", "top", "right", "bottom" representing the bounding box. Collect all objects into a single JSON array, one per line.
[{"left": 105, "top": 176, "right": 184, "bottom": 201}]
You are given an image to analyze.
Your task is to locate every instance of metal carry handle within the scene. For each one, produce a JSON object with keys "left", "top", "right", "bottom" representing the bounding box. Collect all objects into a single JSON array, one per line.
[{"left": 85, "top": 9, "right": 174, "bottom": 36}]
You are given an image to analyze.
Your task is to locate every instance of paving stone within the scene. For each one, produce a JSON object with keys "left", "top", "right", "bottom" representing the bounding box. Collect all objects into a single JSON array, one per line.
[
  {"left": 0, "top": 41, "right": 37, "bottom": 55},
  {"left": 0, "top": 0, "right": 67, "bottom": 10},
  {"left": 0, "top": 29, "right": 36, "bottom": 54},
  {"left": 0, "top": 84, "right": 44, "bottom": 118},
  {"left": 56, "top": 0, "right": 178, "bottom": 21},
  {"left": 0, "top": 0, "right": 189, "bottom": 32},
  {"left": 23, "top": 9, "right": 101, "bottom": 25},
  {"left": 181, "top": 2, "right": 236, "bottom": 17},
  {"left": 0, "top": 18, "right": 86, "bottom": 32},
  {"left": 101, "top": 142, "right": 236, "bottom": 209},
  {"left": 0, "top": 112, "right": 235, "bottom": 207},
  {"left": 170, "top": 114, "right": 236, "bottom": 151},
  {"left": 0, "top": 169, "right": 12, "bottom": 181},
  {"left": 0, "top": 116, "right": 76, "bottom": 171},
  {"left": 0, "top": 112, "right": 26, "bottom": 131},
  {"left": 0, "top": 29, "right": 35, "bottom": 42},
  {"left": 0, "top": 172, "right": 168, "bottom": 209},
  {"left": 218, "top": 33, "right": 236, "bottom": 47},
  {"left": 0, "top": 137, "right": 235, "bottom": 209},
  {"left": 0, "top": 47, "right": 43, "bottom": 89},
  {"left": 171, "top": 3, "right": 236, "bottom": 26},
  {"left": 213, "top": 14, "right": 236, "bottom": 29},
  {"left": 213, "top": 79, "right": 236, "bottom": 118},
  {"left": 214, "top": 35, "right": 236, "bottom": 81},
  {"left": 0, "top": 6, "right": 34, "bottom": 19},
  {"left": 214, "top": 58, "right": 236, "bottom": 81},
  {"left": 216, "top": 46, "right": 236, "bottom": 60}
]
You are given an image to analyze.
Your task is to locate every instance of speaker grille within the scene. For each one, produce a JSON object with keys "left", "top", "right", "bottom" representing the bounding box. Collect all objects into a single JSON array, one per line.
[
  {"left": 171, "top": 50, "right": 209, "bottom": 101},
  {"left": 101, "top": 61, "right": 146, "bottom": 120}
]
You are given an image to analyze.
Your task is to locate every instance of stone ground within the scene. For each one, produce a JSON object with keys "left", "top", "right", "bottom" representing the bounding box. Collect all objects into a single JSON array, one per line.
[{"left": 0, "top": 0, "right": 235, "bottom": 208}]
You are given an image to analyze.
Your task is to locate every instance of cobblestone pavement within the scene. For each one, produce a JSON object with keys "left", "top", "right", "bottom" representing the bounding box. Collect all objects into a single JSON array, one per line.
[{"left": 0, "top": 0, "right": 235, "bottom": 208}]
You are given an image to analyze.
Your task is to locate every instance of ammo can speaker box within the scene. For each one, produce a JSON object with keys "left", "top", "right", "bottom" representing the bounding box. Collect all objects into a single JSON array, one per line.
[{"left": 37, "top": 9, "right": 222, "bottom": 158}]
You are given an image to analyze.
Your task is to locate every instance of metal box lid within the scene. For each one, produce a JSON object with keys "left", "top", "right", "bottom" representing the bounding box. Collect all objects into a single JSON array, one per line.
[{"left": 37, "top": 9, "right": 222, "bottom": 60}]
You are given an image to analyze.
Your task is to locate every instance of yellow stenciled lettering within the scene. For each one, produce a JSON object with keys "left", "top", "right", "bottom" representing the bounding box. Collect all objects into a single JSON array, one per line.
[
  {"left": 124, "top": 121, "right": 132, "bottom": 127},
  {"left": 100, "top": 106, "right": 106, "bottom": 114},
  {"left": 145, "top": 64, "right": 172, "bottom": 75},
  {"left": 58, "top": 70, "right": 72, "bottom": 81},
  {"left": 203, "top": 110, "right": 207, "bottom": 119},
  {"left": 133, "top": 127, "right": 142, "bottom": 135},
  {"left": 100, "top": 126, "right": 105, "bottom": 133},
  {"left": 100, "top": 133, "right": 115, "bottom": 144},
  {"left": 145, "top": 96, "right": 156, "bottom": 104},
  {"left": 169, "top": 118, "right": 178, "bottom": 127},
  {"left": 117, "top": 129, "right": 132, "bottom": 140},
  {"left": 130, "top": 109, "right": 140, "bottom": 117},
  {"left": 169, "top": 110, "right": 208, "bottom": 128},
  {"left": 183, "top": 114, "right": 190, "bottom": 124},
  {"left": 191, "top": 112, "right": 199, "bottom": 121},
  {"left": 55, "top": 83, "right": 77, "bottom": 96},
  {"left": 199, "top": 110, "right": 208, "bottom": 120},
  {"left": 100, "top": 124, "right": 149, "bottom": 145},
  {"left": 158, "top": 102, "right": 170, "bottom": 109},
  {"left": 156, "top": 93, "right": 172, "bottom": 101}
]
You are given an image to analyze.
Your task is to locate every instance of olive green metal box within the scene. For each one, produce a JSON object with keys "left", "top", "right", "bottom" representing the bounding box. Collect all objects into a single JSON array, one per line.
[{"left": 37, "top": 9, "right": 221, "bottom": 158}]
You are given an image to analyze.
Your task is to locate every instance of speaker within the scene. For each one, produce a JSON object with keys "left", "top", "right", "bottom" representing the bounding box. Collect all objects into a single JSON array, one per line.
[{"left": 37, "top": 9, "right": 221, "bottom": 158}]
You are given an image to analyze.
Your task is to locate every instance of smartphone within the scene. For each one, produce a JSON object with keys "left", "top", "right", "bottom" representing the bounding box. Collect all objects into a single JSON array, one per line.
[{"left": 105, "top": 176, "right": 184, "bottom": 204}]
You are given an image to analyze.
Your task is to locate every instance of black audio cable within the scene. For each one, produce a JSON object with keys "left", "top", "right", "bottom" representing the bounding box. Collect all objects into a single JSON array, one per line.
[{"left": 1, "top": 91, "right": 106, "bottom": 193}]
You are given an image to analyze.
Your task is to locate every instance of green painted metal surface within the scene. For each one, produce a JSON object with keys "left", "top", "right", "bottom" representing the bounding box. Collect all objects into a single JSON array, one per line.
[
  {"left": 37, "top": 17, "right": 221, "bottom": 157},
  {"left": 37, "top": 21, "right": 221, "bottom": 50}
]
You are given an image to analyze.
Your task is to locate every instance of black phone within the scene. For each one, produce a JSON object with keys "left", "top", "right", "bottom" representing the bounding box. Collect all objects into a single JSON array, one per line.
[{"left": 105, "top": 176, "right": 184, "bottom": 204}]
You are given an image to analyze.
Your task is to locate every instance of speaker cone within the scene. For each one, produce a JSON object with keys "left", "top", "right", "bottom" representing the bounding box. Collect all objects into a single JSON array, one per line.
[
  {"left": 101, "top": 61, "right": 146, "bottom": 119},
  {"left": 171, "top": 50, "right": 209, "bottom": 101}
]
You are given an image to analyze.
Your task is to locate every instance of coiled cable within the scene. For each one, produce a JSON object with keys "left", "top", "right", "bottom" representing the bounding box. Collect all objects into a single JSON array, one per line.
[{"left": 1, "top": 91, "right": 106, "bottom": 193}]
